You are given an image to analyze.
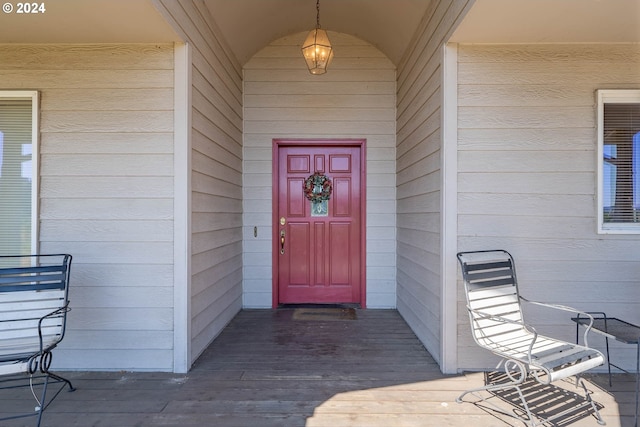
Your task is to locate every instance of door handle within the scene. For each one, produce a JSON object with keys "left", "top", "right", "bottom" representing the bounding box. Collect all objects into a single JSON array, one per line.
[{"left": 280, "top": 229, "right": 285, "bottom": 255}]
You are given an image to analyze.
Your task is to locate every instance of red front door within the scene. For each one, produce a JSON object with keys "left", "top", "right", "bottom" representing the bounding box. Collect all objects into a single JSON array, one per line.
[{"left": 274, "top": 141, "right": 365, "bottom": 306}]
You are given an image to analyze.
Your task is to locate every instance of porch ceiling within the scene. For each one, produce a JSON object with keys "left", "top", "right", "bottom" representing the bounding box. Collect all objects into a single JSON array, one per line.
[
  {"left": 200, "top": 0, "right": 640, "bottom": 65},
  {"left": 201, "top": 0, "right": 433, "bottom": 65},
  {"left": 450, "top": 0, "right": 640, "bottom": 44},
  {"left": 0, "top": 0, "right": 637, "bottom": 66},
  {"left": 0, "top": 0, "right": 181, "bottom": 44}
]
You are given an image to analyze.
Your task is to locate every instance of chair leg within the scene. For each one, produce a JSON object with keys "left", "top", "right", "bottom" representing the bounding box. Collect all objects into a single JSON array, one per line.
[
  {"left": 458, "top": 365, "right": 607, "bottom": 427},
  {"left": 457, "top": 359, "right": 538, "bottom": 425},
  {"left": 457, "top": 359, "right": 527, "bottom": 403},
  {"left": 576, "top": 376, "right": 606, "bottom": 426}
]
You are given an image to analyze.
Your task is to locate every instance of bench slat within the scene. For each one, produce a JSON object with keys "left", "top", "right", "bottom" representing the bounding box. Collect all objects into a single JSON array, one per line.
[
  {"left": 0, "top": 271, "right": 66, "bottom": 282},
  {"left": 0, "top": 310, "right": 64, "bottom": 322},
  {"left": 0, "top": 290, "right": 67, "bottom": 322},
  {"left": 0, "top": 289, "right": 65, "bottom": 303},
  {"left": 0, "top": 335, "right": 61, "bottom": 352},
  {"left": 1, "top": 326, "right": 63, "bottom": 337},
  {"left": 0, "top": 282, "right": 66, "bottom": 292},
  {"left": 0, "top": 361, "right": 29, "bottom": 375},
  {"left": 0, "top": 263, "right": 67, "bottom": 275}
]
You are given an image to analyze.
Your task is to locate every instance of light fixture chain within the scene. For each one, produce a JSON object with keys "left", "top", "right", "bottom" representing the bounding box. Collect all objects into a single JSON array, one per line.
[{"left": 301, "top": 0, "right": 333, "bottom": 75}]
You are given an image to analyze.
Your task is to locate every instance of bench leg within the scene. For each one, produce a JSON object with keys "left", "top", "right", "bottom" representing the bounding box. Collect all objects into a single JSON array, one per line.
[
  {"left": 35, "top": 374, "right": 49, "bottom": 427},
  {"left": 29, "top": 371, "right": 75, "bottom": 427},
  {"left": 46, "top": 372, "right": 76, "bottom": 393}
]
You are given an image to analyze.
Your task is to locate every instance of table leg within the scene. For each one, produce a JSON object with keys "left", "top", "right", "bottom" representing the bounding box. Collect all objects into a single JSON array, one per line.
[
  {"left": 606, "top": 336, "right": 612, "bottom": 387},
  {"left": 635, "top": 340, "right": 638, "bottom": 427}
]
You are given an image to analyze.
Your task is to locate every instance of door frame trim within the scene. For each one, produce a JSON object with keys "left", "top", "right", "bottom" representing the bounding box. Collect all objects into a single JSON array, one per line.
[{"left": 272, "top": 139, "right": 367, "bottom": 308}]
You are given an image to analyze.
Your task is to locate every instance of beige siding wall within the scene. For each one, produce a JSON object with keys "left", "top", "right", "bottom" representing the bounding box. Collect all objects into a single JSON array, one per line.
[
  {"left": 396, "top": 0, "right": 472, "bottom": 366},
  {"left": 457, "top": 43, "right": 640, "bottom": 371},
  {"left": 243, "top": 32, "right": 397, "bottom": 308},
  {"left": 0, "top": 43, "right": 175, "bottom": 370},
  {"left": 156, "top": 1, "right": 244, "bottom": 365}
]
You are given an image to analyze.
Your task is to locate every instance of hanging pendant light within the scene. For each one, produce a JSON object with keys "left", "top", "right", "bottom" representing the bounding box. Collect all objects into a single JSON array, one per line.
[{"left": 301, "top": 0, "right": 334, "bottom": 75}]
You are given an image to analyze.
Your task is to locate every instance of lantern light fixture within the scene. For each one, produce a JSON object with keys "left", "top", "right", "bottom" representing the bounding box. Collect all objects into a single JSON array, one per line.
[{"left": 301, "top": 0, "right": 334, "bottom": 75}]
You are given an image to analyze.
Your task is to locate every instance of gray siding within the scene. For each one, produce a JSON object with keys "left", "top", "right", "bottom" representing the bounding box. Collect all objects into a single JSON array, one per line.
[
  {"left": 0, "top": 43, "right": 175, "bottom": 370},
  {"left": 396, "top": 0, "right": 472, "bottom": 367},
  {"left": 457, "top": 43, "right": 640, "bottom": 371},
  {"left": 243, "top": 32, "right": 397, "bottom": 308},
  {"left": 153, "top": 1, "right": 244, "bottom": 366}
]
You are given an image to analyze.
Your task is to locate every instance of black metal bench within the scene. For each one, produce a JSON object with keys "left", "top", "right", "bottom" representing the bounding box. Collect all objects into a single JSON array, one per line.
[{"left": 0, "top": 254, "right": 75, "bottom": 427}]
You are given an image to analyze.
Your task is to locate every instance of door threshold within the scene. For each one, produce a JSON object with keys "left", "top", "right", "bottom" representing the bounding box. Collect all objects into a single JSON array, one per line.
[{"left": 278, "top": 303, "right": 361, "bottom": 309}]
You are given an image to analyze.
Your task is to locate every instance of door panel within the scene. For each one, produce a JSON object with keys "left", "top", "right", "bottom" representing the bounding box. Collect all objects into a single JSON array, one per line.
[
  {"left": 329, "top": 222, "right": 351, "bottom": 285},
  {"left": 276, "top": 143, "right": 363, "bottom": 305},
  {"left": 287, "top": 178, "right": 305, "bottom": 216},
  {"left": 288, "top": 222, "right": 310, "bottom": 285}
]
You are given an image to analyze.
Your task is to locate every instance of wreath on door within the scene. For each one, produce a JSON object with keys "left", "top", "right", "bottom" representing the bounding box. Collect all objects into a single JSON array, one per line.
[{"left": 303, "top": 172, "right": 332, "bottom": 203}]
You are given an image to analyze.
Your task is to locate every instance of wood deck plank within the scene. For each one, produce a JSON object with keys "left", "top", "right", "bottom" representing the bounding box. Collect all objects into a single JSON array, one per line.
[{"left": 0, "top": 309, "right": 633, "bottom": 427}]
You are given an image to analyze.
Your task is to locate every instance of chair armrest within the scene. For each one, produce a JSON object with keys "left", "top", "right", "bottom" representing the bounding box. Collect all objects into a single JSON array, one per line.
[
  {"left": 520, "top": 297, "right": 595, "bottom": 347},
  {"left": 37, "top": 303, "right": 71, "bottom": 354}
]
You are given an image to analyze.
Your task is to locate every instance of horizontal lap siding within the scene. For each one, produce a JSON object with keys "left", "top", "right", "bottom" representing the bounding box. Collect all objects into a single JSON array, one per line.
[
  {"left": 243, "top": 32, "right": 397, "bottom": 308},
  {"left": 156, "top": 1, "right": 244, "bottom": 365},
  {"left": 396, "top": 0, "right": 471, "bottom": 366},
  {"left": 457, "top": 43, "right": 640, "bottom": 371},
  {"left": 0, "top": 43, "right": 175, "bottom": 371}
]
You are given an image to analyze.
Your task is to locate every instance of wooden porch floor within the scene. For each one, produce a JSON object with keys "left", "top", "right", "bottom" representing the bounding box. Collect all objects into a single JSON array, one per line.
[{"left": 0, "top": 309, "right": 636, "bottom": 426}]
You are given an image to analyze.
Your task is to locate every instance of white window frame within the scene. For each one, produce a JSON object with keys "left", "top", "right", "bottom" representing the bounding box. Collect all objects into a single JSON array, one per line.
[
  {"left": 597, "top": 89, "right": 640, "bottom": 234},
  {"left": 0, "top": 90, "right": 40, "bottom": 252}
]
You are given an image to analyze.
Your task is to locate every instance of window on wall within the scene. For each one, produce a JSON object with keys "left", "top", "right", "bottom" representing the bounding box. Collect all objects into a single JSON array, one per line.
[
  {"left": 0, "top": 91, "right": 39, "bottom": 254},
  {"left": 597, "top": 89, "right": 640, "bottom": 234}
]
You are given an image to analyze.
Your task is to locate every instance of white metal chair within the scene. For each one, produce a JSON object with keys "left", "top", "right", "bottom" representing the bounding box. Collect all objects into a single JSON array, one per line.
[{"left": 456, "top": 250, "right": 606, "bottom": 426}]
